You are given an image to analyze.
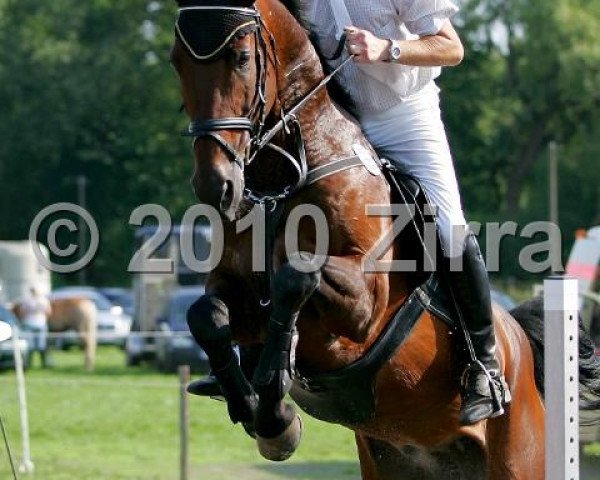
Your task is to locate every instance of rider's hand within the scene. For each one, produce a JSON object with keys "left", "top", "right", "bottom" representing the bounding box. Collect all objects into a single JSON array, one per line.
[{"left": 345, "top": 26, "right": 390, "bottom": 63}]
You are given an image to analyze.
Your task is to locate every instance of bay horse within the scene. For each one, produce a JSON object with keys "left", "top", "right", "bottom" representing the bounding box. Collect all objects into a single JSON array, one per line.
[{"left": 171, "top": 1, "right": 600, "bottom": 478}]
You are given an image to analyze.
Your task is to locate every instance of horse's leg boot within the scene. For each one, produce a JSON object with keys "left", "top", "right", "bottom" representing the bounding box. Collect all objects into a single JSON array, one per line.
[
  {"left": 187, "top": 296, "right": 257, "bottom": 425},
  {"left": 444, "top": 234, "right": 511, "bottom": 426},
  {"left": 187, "top": 344, "right": 263, "bottom": 400},
  {"left": 253, "top": 258, "right": 321, "bottom": 400}
]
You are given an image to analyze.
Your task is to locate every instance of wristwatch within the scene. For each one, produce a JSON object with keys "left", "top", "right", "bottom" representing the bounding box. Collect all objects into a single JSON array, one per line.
[{"left": 387, "top": 40, "right": 402, "bottom": 63}]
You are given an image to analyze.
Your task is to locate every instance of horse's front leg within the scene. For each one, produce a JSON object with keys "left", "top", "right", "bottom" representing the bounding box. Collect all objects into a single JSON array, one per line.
[
  {"left": 252, "top": 253, "right": 321, "bottom": 461},
  {"left": 187, "top": 291, "right": 258, "bottom": 428}
]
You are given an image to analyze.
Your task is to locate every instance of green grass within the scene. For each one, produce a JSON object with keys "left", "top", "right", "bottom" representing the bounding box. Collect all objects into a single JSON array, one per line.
[
  {"left": 0, "top": 348, "right": 359, "bottom": 479},
  {"left": 1, "top": 348, "right": 599, "bottom": 479}
]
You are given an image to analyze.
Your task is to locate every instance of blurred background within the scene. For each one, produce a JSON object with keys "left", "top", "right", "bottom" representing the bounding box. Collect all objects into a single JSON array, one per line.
[
  {"left": 1, "top": 0, "right": 599, "bottom": 287},
  {"left": 0, "top": 0, "right": 599, "bottom": 478}
]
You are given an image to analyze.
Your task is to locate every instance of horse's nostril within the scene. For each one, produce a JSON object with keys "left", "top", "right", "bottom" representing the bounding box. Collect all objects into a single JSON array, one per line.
[{"left": 220, "top": 180, "right": 234, "bottom": 212}]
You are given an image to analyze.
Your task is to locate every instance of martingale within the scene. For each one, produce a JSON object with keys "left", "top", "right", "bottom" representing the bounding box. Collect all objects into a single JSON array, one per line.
[{"left": 175, "top": 7, "right": 259, "bottom": 61}]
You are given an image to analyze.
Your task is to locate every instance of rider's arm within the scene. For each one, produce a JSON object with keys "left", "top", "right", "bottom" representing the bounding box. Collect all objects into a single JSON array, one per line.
[{"left": 345, "top": 20, "right": 463, "bottom": 66}]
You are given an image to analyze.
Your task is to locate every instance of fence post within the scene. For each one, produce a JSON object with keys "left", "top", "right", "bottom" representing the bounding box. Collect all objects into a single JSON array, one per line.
[
  {"left": 12, "top": 326, "right": 35, "bottom": 473},
  {"left": 179, "top": 365, "right": 190, "bottom": 480},
  {"left": 544, "top": 276, "right": 579, "bottom": 480}
]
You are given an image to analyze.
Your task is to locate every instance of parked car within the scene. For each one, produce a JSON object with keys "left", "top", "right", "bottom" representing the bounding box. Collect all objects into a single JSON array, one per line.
[
  {"left": 50, "top": 287, "right": 132, "bottom": 346},
  {"left": 0, "top": 305, "right": 30, "bottom": 370},
  {"left": 154, "top": 287, "right": 208, "bottom": 373},
  {"left": 98, "top": 288, "right": 134, "bottom": 317}
]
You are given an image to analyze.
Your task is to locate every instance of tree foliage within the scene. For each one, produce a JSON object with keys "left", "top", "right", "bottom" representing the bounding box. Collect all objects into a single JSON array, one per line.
[
  {"left": 0, "top": 0, "right": 193, "bottom": 284},
  {"left": 0, "top": 0, "right": 599, "bottom": 284}
]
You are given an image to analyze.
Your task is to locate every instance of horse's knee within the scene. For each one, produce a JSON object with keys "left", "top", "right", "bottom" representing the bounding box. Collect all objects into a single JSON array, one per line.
[
  {"left": 187, "top": 295, "right": 231, "bottom": 345},
  {"left": 272, "top": 254, "right": 321, "bottom": 310}
]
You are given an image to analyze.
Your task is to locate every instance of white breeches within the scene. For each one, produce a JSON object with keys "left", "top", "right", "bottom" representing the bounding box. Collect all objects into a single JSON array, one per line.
[{"left": 360, "top": 83, "right": 468, "bottom": 258}]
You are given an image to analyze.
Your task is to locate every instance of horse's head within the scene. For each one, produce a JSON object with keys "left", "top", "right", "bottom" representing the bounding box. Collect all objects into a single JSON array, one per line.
[{"left": 171, "top": 0, "right": 278, "bottom": 220}]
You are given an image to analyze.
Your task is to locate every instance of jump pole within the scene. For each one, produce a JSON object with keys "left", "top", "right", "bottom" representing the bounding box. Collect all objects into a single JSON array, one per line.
[
  {"left": 544, "top": 276, "right": 579, "bottom": 480},
  {"left": 178, "top": 365, "right": 190, "bottom": 480},
  {"left": 11, "top": 326, "right": 34, "bottom": 473}
]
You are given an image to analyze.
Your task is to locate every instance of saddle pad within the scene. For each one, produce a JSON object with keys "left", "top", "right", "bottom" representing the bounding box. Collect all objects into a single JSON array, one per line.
[{"left": 176, "top": 7, "right": 257, "bottom": 61}]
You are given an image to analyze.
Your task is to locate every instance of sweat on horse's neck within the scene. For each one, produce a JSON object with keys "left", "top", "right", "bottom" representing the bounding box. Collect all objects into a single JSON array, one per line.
[{"left": 258, "top": 0, "right": 367, "bottom": 169}]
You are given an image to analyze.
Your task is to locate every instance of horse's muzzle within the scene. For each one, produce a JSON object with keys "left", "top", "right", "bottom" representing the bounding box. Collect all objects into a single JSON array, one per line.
[{"left": 192, "top": 167, "right": 242, "bottom": 222}]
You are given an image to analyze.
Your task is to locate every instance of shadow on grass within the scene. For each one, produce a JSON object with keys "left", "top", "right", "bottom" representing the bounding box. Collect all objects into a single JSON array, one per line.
[
  {"left": 582, "top": 453, "right": 600, "bottom": 479},
  {"left": 257, "top": 461, "right": 360, "bottom": 479},
  {"left": 27, "top": 346, "right": 203, "bottom": 378},
  {"left": 196, "top": 461, "right": 360, "bottom": 480}
]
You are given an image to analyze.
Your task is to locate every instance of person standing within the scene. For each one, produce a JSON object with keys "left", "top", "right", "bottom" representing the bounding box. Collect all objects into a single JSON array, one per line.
[{"left": 18, "top": 286, "right": 52, "bottom": 368}]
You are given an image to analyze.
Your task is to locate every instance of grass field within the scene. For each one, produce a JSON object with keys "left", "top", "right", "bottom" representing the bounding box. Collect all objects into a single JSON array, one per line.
[
  {"left": 0, "top": 347, "right": 598, "bottom": 479},
  {"left": 0, "top": 347, "right": 359, "bottom": 479}
]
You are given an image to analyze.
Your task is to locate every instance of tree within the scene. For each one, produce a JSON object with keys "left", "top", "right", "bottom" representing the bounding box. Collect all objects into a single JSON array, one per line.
[
  {"left": 0, "top": 0, "right": 195, "bottom": 285},
  {"left": 442, "top": 0, "right": 600, "bottom": 215}
]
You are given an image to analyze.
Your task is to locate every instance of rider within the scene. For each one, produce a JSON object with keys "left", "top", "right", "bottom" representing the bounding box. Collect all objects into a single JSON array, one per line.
[{"left": 190, "top": 0, "right": 511, "bottom": 426}]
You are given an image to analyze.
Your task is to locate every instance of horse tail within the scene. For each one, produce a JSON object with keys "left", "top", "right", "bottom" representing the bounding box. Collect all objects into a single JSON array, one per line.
[{"left": 509, "top": 297, "right": 600, "bottom": 411}]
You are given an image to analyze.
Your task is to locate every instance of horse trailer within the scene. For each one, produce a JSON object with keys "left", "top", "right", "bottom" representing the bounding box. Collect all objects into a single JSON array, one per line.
[
  {"left": 0, "top": 240, "right": 51, "bottom": 304},
  {"left": 126, "top": 224, "right": 211, "bottom": 367}
]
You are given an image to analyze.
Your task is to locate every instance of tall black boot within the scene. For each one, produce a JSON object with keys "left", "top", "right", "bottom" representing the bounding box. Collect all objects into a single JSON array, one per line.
[
  {"left": 187, "top": 344, "right": 262, "bottom": 398},
  {"left": 444, "top": 234, "right": 511, "bottom": 426}
]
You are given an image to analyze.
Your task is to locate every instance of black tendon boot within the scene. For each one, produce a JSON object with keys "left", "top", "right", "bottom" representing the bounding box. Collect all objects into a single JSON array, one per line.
[
  {"left": 187, "top": 344, "right": 263, "bottom": 399},
  {"left": 445, "top": 234, "right": 511, "bottom": 425}
]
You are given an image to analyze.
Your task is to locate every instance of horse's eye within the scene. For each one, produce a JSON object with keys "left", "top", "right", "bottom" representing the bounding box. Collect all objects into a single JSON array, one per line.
[{"left": 237, "top": 50, "right": 251, "bottom": 70}]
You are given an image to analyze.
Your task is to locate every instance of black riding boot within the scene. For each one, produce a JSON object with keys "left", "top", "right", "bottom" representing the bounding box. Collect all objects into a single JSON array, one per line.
[
  {"left": 186, "top": 372, "right": 223, "bottom": 398},
  {"left": 187, "top": 344, "right": 262, "bottom": 398},
  {"left": 444, "top": 234, "right": 511, "bottom": 426}
]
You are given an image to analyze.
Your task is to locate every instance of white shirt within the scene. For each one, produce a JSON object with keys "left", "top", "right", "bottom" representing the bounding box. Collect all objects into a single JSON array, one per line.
[
  {"left": 19, "top": 296, "right": 50, "bottom": 328},
  {"left": 307, "top": 0, "right": 459, "bottom": 115}
]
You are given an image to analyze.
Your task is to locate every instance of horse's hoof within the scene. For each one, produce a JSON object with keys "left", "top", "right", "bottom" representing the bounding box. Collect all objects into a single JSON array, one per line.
[{"left": 256, "top": 414, "right": 302, "bottom": 462}]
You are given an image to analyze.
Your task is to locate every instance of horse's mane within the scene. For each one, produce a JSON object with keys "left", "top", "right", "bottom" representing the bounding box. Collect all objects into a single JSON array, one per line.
[{"left": 278, "top": 0, "right": 311, "bottom": 29}]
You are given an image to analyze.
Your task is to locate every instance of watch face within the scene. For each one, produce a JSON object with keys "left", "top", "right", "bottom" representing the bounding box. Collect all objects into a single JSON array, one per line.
[{"left": 391, "top": 45, "right": 401, "bottom": 60}]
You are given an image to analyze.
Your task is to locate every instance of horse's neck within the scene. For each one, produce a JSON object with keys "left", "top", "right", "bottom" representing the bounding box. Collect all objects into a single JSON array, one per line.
[{"left": 268, "top": 8, "right": 366, "bottom": 167}]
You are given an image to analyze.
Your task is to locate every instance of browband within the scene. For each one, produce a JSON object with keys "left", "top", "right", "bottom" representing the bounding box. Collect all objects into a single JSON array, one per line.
[{"left": 176, "top": 6, "right": 259, "bottom": 61}]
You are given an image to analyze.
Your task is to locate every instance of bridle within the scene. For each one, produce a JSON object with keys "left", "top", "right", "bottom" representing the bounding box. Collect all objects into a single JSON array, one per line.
[
  {"left": 175, "top": 4, "right": 366, "bottom": 308},
  {"left": 177, "top": 6, "right": 269, "bottom": 172},
  {"left": 176, "top": 4, "right": 354, "bottom": 202}
]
